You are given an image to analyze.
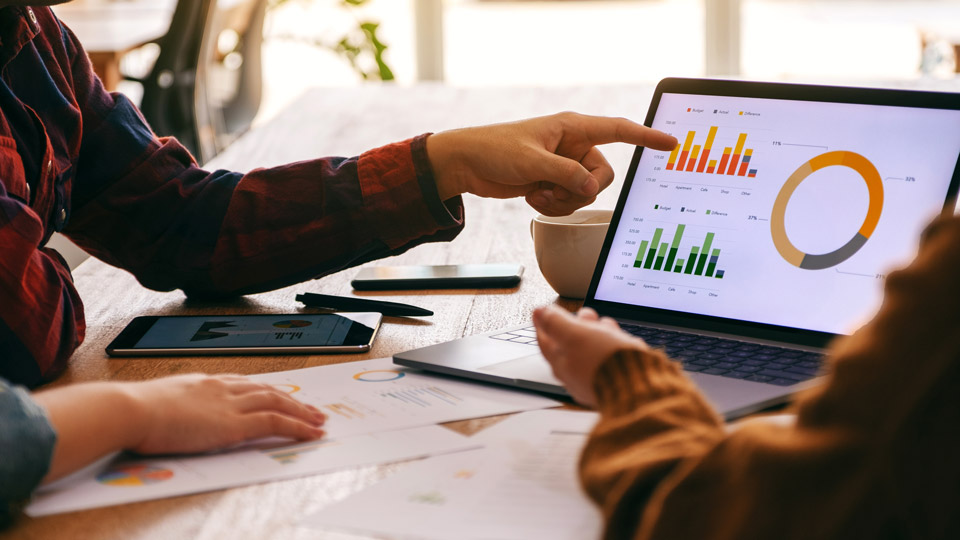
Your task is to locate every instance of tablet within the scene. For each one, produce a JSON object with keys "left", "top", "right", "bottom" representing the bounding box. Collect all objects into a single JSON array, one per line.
[{"left": 106, "top": 313, "right": 382, "bottom": 356}]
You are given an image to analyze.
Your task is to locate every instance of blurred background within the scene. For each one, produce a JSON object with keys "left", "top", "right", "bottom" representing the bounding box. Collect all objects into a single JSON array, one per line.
[
  {"left": 53, "top": 0, "right": 960, "bottom": 159},
  {"left": 254, "top": 0, "right": 960, "bottom": 121},
  {"left": 47, "top": 0, "right": 960, "bottom": 268}
]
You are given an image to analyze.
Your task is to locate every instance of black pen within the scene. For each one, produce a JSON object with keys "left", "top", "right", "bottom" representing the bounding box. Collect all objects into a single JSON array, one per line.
[{"left": 295, "top": 292, "right": 433, "bottom": 317}]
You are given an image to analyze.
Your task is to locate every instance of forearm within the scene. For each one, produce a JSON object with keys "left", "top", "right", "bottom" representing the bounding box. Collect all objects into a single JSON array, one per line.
[
  {"left": 580, "top": 348, "right": 726, "bottom": 537},
  {"left": 67, "top": 133, "right": 463, "bottom": 297},
  {"left": 580, "top": 348, "right": 858, "bottom": 540},
  {"left": 32, "top": 382, "right": 145, "bottom": 483}
]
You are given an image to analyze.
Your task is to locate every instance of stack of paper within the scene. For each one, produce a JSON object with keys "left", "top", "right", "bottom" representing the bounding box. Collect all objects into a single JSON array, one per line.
[
  {"left": 27, "top": 358, "right": 560, "bottom": 516},
  {"left": 301, "top": 410, "right": 604, "bottom": 540}
]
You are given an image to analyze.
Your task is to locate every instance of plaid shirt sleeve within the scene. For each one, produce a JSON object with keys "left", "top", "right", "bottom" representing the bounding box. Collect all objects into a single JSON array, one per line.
[
  {"left": 63, "top": 21, "right": 464, "bottom": 295},
  {"left": 0, "top": 8, "right": 463, "bottom": 386}
]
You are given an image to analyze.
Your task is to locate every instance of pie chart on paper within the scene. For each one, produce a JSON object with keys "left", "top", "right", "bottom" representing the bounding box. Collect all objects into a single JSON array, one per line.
[{"left": 96, "top": 464, "right": 174, "bottom": 487}]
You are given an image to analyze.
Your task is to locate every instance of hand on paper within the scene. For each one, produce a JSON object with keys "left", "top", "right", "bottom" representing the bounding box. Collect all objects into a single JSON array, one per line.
[
  {"left": 427, "top": 112, "right": 678, "bottom": 216},
  {"left": 35, "top": 374, "right": 326, "bottom": 482},
  {"left": 130, "top": 374, "right": 326, "bottom": 454},
  {"left": 533, "top": 305, "right": 648, "bottom": 407}
]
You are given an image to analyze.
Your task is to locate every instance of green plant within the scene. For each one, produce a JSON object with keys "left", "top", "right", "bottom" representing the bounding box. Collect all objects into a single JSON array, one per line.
[{"left": 268, "top": 0, "right": 394, "bottom": 81}]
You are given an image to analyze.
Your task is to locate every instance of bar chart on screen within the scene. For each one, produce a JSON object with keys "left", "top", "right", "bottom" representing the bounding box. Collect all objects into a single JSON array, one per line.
[
  {"left": 595, "top": 90, "right": 960, "bottom": 335},
  {"left": 665, "top": 125, "right": 760, "bottom": 178},
  {"left": 632, "top": 224, "right": 728, "bottom": 279}
]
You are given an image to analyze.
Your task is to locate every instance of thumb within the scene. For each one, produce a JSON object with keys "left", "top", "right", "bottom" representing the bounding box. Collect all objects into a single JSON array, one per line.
[{"left": 533, "top": 305, "right": 579, "bottom": 342}]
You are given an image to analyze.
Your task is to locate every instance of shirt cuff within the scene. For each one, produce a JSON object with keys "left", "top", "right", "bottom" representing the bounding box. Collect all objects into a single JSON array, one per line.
[
  {"left": 411, "top": 134, "right": 464, "bottom": 226},
  {"left": 0, "top": 380, "right": 57, "bottom": 525},
  {"left": 357, "top": 134, "right": 464, "bottom": 249}
]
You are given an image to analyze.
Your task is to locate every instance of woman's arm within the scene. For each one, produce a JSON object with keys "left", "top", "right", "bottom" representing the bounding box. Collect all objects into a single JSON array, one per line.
[
  {"left": 32, "top": 374, "right": 326, "bottom": 483},
  {"left": 536, "top": 214, "right": 960, "bottom": 539}
]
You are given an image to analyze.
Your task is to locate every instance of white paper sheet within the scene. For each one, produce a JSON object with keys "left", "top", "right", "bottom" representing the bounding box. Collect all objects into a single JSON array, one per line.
[
  {"left": 301, "top": 410, "right": 604, "bottom": 540},
  {"left": 27, "top": 359, "right": 559, "bottom": 517},
  {"left": 27, "top": 425, "right": 477, "bottom": 517},
  {"left": 247, "top": 357, "right": 561, "bottom": 440}
]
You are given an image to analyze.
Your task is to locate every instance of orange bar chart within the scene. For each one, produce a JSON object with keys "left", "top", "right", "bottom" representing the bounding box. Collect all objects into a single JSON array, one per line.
[
  {"left": 726, "top": 133, "right": 748, "bottom": 175},
  {"left": 664, "top": 126, "right": 758, "bottom": 178},
  {"left": 737, "top": 149, "right": 753, "bottom": 176},
  {"left": 717, "top": 147, "right": 732, "bottom": 175},
  {"left": 674, "top": 131, "right": 696, "bottom": 171},
  {"left": 695, "top": 126, "right": 718, "bottom": 173},
  {"left": 666, "top": 144, "right": 681, "bottom": 170},
  {"left": 685, "top": 145, "right": 701, "bottom": 172}
]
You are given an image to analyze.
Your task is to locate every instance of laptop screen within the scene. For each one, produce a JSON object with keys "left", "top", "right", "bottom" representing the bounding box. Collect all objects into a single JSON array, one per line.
[{"left": 593, "top": 88, "right": 960, "bottom": 336}]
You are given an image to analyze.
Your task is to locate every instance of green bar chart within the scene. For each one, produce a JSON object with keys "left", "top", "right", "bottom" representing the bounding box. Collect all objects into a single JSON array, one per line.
[{"left": 634, "top": 225, "right": 726, "bottom": 279}]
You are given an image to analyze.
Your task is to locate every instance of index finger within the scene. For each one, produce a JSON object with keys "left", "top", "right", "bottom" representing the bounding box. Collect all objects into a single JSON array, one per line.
[{"left": 571, "top": 114, "right": 678, "bottom": 151}]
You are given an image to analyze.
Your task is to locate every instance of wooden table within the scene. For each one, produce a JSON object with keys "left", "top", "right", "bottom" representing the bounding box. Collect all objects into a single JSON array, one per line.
[
  {"left": 4, "top": 84, "right": 655, "bottom": 539},
  {"left": 52, "top": 0, "right": 176, "bottom": 91}
]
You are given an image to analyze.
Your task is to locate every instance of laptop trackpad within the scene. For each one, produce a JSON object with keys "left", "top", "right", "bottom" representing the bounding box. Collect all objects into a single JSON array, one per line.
[{"left": 478, "top": 353, "right": 562, "bottom": 386}]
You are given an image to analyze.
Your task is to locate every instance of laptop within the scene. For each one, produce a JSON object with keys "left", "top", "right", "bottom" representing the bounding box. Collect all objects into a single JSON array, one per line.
[{"left": 395, "top": 78, "right": 960, "bottom": 420}]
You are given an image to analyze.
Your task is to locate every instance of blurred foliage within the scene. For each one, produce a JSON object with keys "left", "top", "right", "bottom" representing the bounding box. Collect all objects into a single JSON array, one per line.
[{"left": 268, "top": 0, "right": 394, "bottom": 81}]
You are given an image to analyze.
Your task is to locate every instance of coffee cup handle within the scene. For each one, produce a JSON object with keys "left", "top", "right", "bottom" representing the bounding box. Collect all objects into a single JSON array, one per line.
[{"left": 529, "top": 218, "right": 535, "bottom": 240}]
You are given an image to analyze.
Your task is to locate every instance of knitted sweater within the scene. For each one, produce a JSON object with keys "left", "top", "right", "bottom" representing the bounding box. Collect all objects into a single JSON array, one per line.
[{"left": 581, "top": 214, "right": 960, "bottom": 540}]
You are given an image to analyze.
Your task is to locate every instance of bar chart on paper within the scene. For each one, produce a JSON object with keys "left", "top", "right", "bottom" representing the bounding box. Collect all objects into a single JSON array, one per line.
[
  {"left": 260, "top": 439, "right": 342, "bottom": 465},
  {"left": 248, "top": 358, "right": 559, "bottom": 440}
]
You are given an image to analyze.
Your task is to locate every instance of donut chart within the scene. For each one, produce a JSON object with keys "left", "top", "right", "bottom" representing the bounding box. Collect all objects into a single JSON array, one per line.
[
  {"left": 770, "top": 151, "right": 883, "bottom": 270},
  {"left": 273, "top": 320, "right": 312, "bottom": 328},
  {"left": 352, "top": 369, "right": 405, "bottom": 382}
]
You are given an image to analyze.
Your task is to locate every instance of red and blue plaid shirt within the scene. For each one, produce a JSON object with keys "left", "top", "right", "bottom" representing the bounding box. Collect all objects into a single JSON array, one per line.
[{"left": 0, "top": 6, "right": 464, "bottom": 387}]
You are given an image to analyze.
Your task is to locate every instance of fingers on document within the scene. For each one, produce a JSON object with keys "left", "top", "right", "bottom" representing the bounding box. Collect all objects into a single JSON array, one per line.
[
  {"left": 242, "top": 412, "right": 326, "bottom": 442},
  {"left": 237, "top": 389, "right": 320, "bottom": 419}
]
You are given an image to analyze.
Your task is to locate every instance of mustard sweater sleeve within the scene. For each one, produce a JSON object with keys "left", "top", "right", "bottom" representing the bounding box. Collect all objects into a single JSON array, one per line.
[{"left": 580, "top": 215, "right": 960, "bottom": 540}]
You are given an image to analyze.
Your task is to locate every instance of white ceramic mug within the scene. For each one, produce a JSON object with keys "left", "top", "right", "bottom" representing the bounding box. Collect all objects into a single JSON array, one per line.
[{"left": 530, "top": 209, "right": 613, "bottom": 299}]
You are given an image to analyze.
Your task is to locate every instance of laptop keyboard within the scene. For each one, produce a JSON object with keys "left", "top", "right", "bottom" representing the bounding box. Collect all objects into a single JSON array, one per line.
[
  {"left": 620, "top": 324, "right": 822, "bottom": 386},
  {"left": 489, "top": 325, "right": 822, "bottom": 387},
  {"left": 489, "top": 327, "right": 539, "bottom": 345}
]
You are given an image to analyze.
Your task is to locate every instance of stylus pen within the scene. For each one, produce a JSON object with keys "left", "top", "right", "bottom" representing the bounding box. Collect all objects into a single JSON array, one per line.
[{"left": 295, "top": 292, "right": 433, "bottom": 317}]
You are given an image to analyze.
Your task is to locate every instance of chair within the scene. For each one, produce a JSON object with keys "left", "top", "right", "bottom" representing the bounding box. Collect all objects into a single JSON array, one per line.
[
  {"left": 127, "top": 0, "right": 267, "bottom": 164},
  {"left": 194, "top": 0, "right": 268, "bottom": 163}
]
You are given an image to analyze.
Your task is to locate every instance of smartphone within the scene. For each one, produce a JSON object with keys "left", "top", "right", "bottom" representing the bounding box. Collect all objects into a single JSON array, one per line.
[
  {"left": 106, "top": 313, "right": 382, "bottom": 357},
  {"left": 351, "top": 263, "right": 524, "bottom": 290}
]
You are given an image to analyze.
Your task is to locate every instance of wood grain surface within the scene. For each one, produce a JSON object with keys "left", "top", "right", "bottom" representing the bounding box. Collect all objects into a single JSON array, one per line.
[{"left": 5, "top": 84, "right": 658, "bottom": 540}]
